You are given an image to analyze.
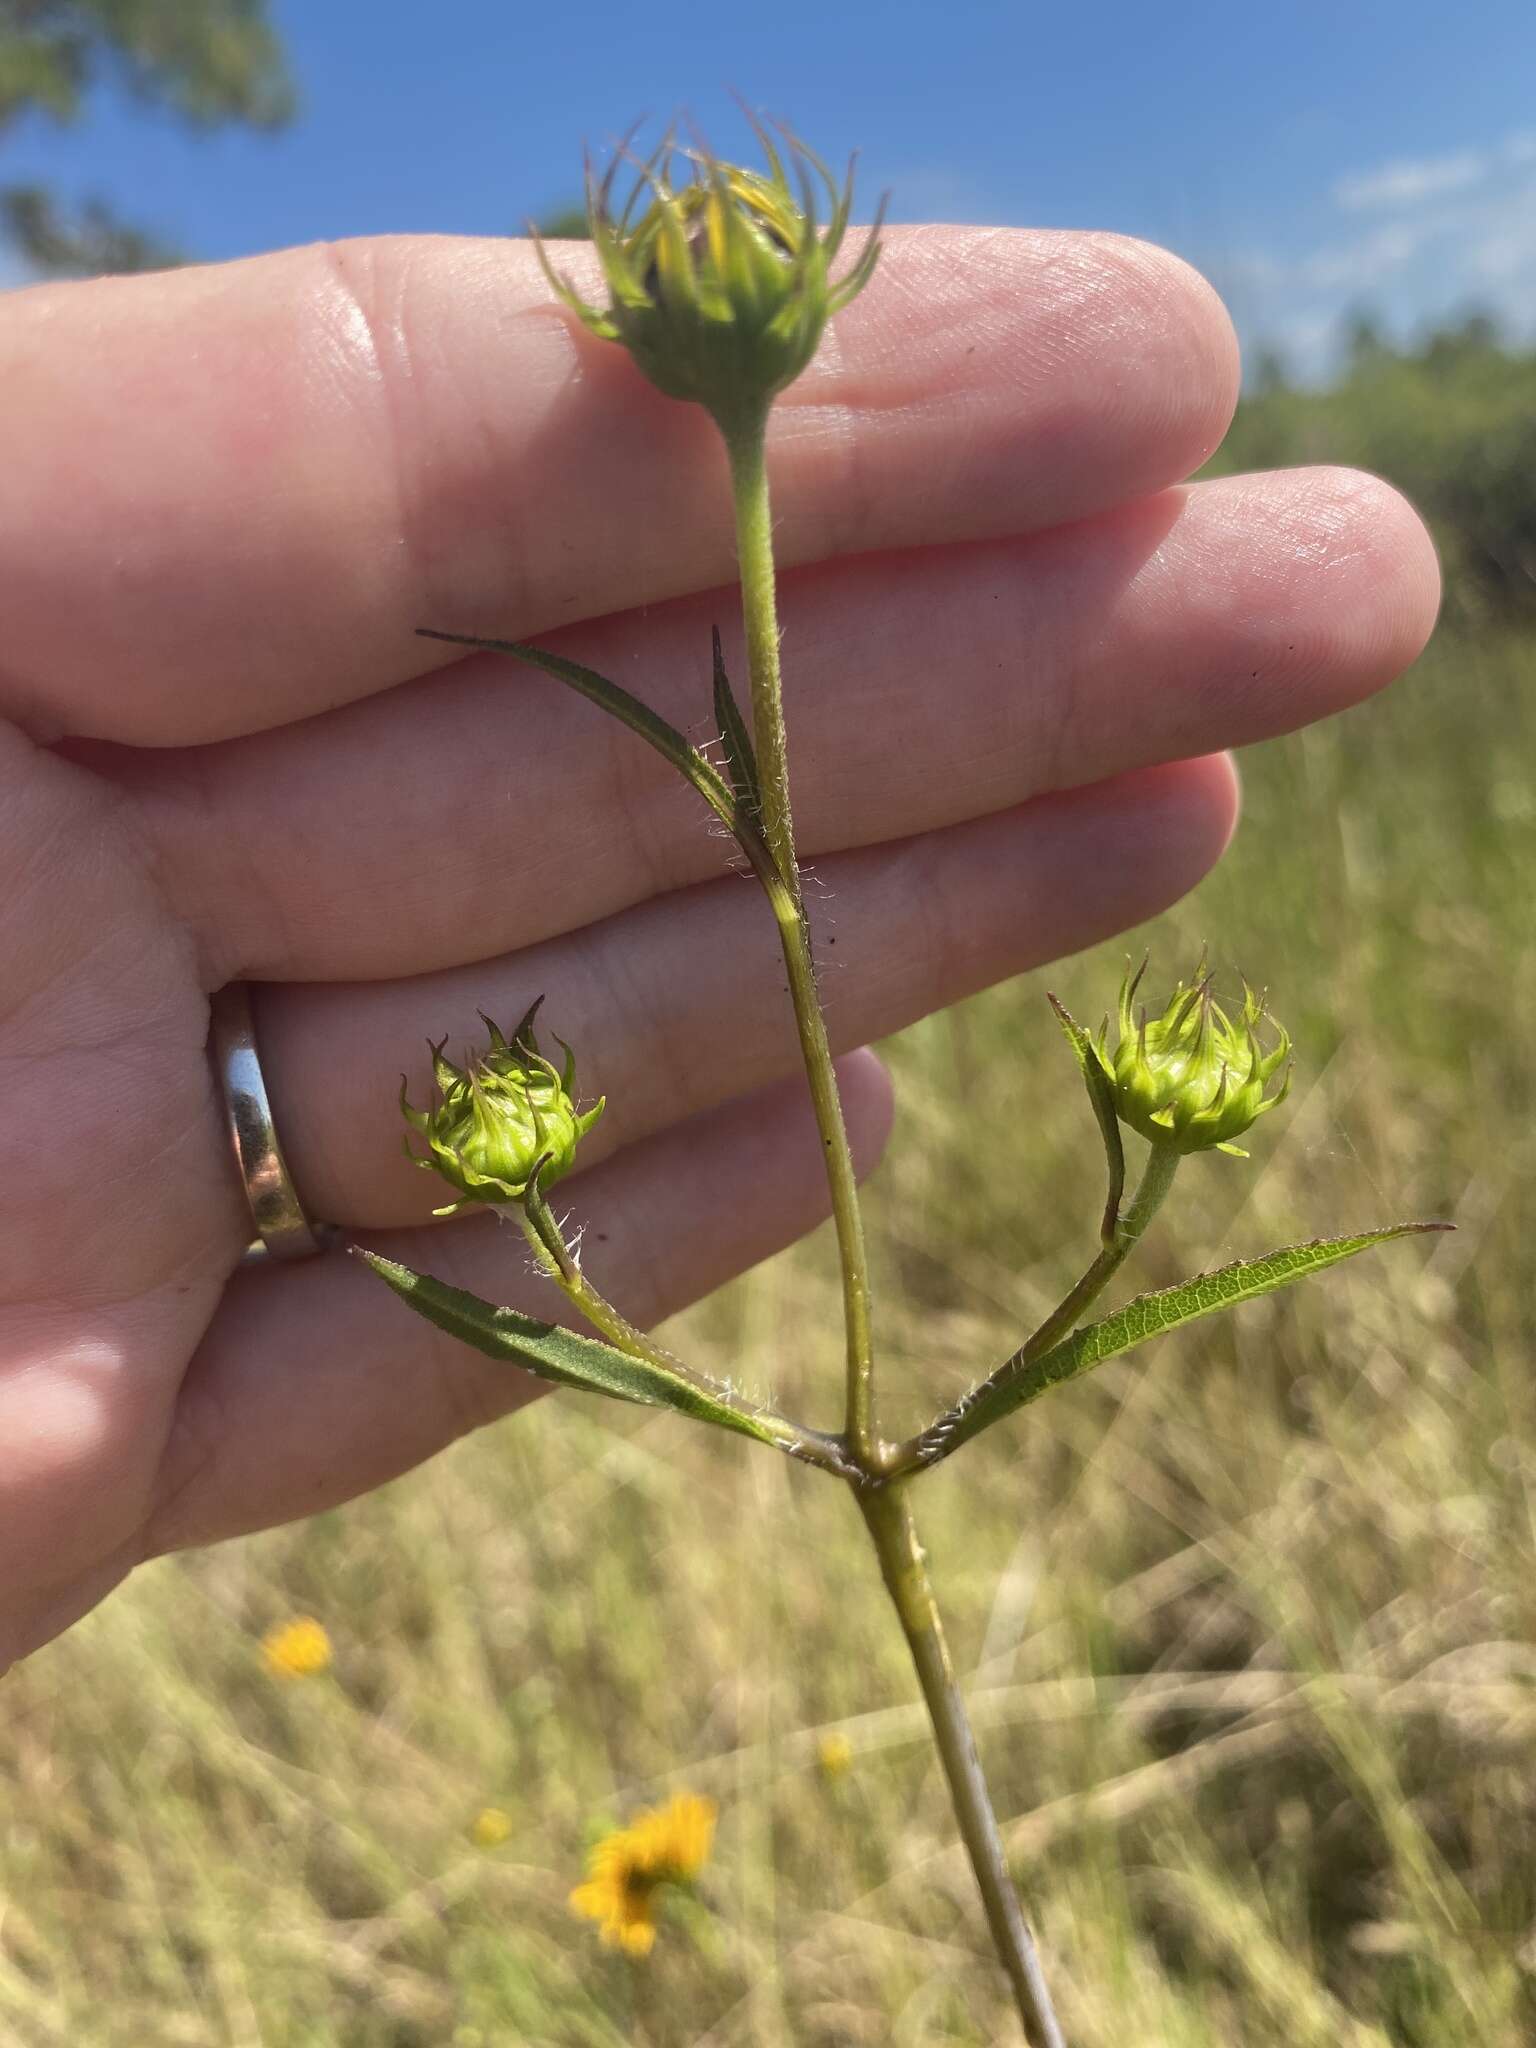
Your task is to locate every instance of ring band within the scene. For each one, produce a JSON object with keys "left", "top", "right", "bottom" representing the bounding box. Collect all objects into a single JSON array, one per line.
[{"left": 209, "top": 982, "right": 330, "bottom": 1262}]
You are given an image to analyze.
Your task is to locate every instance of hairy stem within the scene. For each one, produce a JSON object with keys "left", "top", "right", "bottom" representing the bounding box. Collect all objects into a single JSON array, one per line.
[
  {"left": 860, "top": 1479, "right": 1067, "bottom": 2047},
  {"left": 720, "top": 405, "right": 796, "bottom": 888},
  {"left": 517, "top": 1192, "right": 681, "bottom": 1369},
  {"left": 514, "top": 1195, "right": 853, "bottom": 1479},
  {"left": 721, "top": 404, "right": 878, "bottom": 1464}
]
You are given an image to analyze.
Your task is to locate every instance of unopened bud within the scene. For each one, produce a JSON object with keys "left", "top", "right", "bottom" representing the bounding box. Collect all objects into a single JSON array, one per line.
[
  {"left": 534, "top": 115, "right": 883, "bottom": 427},
  {"left": 1094, "top": 956, "right": 1291, "bottom": 1156},
  {"left": 400, "top": 1001, "right": 604, "bottom": 1214}
]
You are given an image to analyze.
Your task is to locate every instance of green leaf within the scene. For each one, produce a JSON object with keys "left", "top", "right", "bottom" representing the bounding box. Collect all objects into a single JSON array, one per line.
[
  {"left": 916, "top": 1223, "right": 1450, "bottom": 1465},
  {"left": 1048, "top": 993, "right": 1124, "bottom": 1242},
  {"left": 711, "top": 626, "right": 761, "bottom": 817},
  {"left": 357, "top": 1248, "right": 819, "bottom": 1459},
  {"left": 416, "top": 628, "right": 779, "bottom": 890}
]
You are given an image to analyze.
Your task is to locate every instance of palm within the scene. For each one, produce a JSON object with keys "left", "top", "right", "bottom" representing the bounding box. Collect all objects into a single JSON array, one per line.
[
  {"left": 0, "top": 725, "right": 235, "bottom": 1663},
  {"left": 0, "top": 229, "right": 1438, "bottom": 1667}
]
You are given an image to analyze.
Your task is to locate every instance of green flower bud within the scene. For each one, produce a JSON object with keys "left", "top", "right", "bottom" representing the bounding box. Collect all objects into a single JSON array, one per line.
[
  {"left": 1092, "top": 957, "right": 1292, "bottom": 1157},
  {"left": 533, "top": 115, "right": 883, "bottom": 427},
  {"left": 400, "top": 1001, "right": 605, "bottom": 1215}
]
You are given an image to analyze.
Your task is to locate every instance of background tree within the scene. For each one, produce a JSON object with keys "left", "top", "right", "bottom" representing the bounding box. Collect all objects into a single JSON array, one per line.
[
  {"left": 0, "top": 0, "right": 294, "bottom": 275},
  {"left": 532, "top": 203, "right": 590, "bottom": 240}
]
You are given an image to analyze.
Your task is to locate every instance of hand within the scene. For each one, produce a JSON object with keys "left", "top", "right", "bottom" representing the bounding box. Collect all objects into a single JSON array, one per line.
[{"left": 0, "top": 228, "right": 1438, "bottom": 1666}]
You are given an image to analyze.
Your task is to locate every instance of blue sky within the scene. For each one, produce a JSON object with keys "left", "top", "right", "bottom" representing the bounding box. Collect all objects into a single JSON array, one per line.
[{"left": 5, "top": 0, "right": 1536, "bottom": 379}]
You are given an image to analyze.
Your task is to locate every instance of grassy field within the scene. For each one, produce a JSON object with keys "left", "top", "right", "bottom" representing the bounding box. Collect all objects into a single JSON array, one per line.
[{"left": 3, "top": 620, "right": 1534, "bottom": 2045}]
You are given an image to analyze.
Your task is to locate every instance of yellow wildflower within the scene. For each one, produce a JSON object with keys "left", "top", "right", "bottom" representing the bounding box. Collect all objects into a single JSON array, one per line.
[
  {"left": 260, "top": 1615, "right": 332, "bottom": 1680},
  {"left": 817, "top": 1731, "right": 854, "bottom": 1778},
  {"left": 469, "top": 1806, "right": 513, "bottom": 1849},
  {"left": 569, "top": 1792, "right": 717, "bottom": 1955}
]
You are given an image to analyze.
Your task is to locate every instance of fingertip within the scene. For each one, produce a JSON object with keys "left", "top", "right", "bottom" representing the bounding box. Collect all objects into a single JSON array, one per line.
[
  {"left": 1322, "top": 467, "right": 1443, "bottom": 679},
  {"left": 1187, "top": 467, "right": 1442, "bottom": 719},
  {"left": 1172, "top": 749, "right": 1243, "bottom": 864},
  {"left": 1083, "top": 234, "right": 1242, "bottom": 479},
  {"left": 1139, "top": 751, "right": 1242, "bottom": 885},
  {"left": 1052, "top": 752, "right": 1241, "bottom": 931}
]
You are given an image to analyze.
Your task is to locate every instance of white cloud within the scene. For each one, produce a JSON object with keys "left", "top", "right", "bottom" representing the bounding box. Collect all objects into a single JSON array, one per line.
[
  {"left": 1297, "top": 216, "right": 1441, "bottom": 289},
  {"left": 1460, "top": 189, "right": 1536, "bottom": 328},
  {"left": 1227, "top": 210, "right": 1450, "bottom": 297},
  {"left": 1228, "top": 137, "right": 1536, "bottom": 383},
  {"left": 1468, "top": 211, "right": 1536, "bottom": 282},
  {"left": 1330, "top": 130, "right": 1536, "bottom": 215},
  {"left": 1269, "top": 310, "right": 1337, "bottom": 381},
  {"left": 1333, "top": 148, "right": 1489, "bottom": 212}
]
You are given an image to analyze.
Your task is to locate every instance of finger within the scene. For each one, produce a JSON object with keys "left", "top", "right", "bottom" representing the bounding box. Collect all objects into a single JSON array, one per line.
[
  {"left": 0, "top": 228, "right": 1237, "bottom": 743},
  {"left": 0, "top": 720, "right": 243, "bottom": 1669},
  {"left": 249, "top": 755, "right": 1235, "bottom": 1230},
  {"left": 108, "top": 465, "right": 1435, "bottom": 987},
  {"left": 144, "top": 1049, "right": 894, "bottom": 1553}
]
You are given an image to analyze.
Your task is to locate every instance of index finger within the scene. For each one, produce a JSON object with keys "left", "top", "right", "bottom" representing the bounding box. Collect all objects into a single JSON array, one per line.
[{"left": 0, "top": 228, "right": 1237, "bottom": 745}]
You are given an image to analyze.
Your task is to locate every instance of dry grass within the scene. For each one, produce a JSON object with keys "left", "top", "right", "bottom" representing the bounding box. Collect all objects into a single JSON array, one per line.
[{"left": 3, "top": 623, "right": 1534, "bottom": 2045}]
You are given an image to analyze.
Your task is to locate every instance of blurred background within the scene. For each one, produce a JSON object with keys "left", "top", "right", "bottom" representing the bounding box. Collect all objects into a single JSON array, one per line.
[{"left": 3, "top": 5, "right": 1534, "bottom": 2044}]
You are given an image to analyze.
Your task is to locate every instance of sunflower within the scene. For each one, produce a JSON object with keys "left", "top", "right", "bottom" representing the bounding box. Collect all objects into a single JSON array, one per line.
[{"left": 568, "top": 1792, "right": 717, "bottom": 1955}]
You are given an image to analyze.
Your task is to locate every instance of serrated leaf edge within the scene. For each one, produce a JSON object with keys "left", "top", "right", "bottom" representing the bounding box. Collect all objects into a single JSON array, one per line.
[{"left": 911, "top": 1222, "right": 1450, "bottom": 1467}]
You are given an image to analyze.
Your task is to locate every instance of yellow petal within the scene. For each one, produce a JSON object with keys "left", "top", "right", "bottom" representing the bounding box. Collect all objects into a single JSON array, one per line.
[{"left": 569, "top": 1881, "right": 615, "bottom": 1923}]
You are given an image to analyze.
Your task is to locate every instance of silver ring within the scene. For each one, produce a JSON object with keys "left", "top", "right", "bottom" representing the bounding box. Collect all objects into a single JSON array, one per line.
[{"left": 209, "top": 982, "right": 331, "bottom": 1263}]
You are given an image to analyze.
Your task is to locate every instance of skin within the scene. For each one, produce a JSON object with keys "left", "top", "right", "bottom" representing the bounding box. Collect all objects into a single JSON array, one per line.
[{"left": 0, "top": 226, "right": 1440, "bottom": 1671}]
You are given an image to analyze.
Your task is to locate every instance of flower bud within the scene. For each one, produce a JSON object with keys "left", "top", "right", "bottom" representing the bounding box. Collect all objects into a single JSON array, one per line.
[
  {"left": 533, "top": 116, "right": 883, "bottom": 427},
  {"left": 400, "top": 1001, "right": 605, "bottom": 1214},
  {"left": 1094, "top": 957, "right": 1292, "bottom": 1156}
]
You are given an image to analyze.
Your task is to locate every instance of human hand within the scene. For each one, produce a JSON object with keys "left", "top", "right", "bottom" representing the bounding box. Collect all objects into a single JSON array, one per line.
[{"left": 0, "top": 228, "right": 1438, "bottom": 1667}]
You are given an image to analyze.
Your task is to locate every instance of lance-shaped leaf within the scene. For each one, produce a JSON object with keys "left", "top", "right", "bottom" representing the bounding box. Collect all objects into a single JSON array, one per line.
[
  {"left": 416, "top": 628, "right": 777, "bottom": 879},
  {"left": 358, "top": 1248, "right": 845, "bottom": 1467},
  {"left": 1049, "top": 992, "right": 1124, "bottom": 1243},
  {"left": 711, "top": 625, "right": 761, "bottom": 817},
  {"left": 911, "top": 1224, "right": 1450, "bottom": 1467}
]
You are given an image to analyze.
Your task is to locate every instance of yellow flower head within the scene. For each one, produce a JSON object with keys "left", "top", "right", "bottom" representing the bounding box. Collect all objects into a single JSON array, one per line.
[
  {"left": 817, "top": 1730, "right": 854, "bottom": 1778},
  {"left": 569, "top": 1792, "right": 717, "bottom": 1955},
  {"left": 469, "top": 1806, "right": 513, "bottom": 1849},
  {"left": 261, "top": 1615, "right": 332, "bottom": 1681}
]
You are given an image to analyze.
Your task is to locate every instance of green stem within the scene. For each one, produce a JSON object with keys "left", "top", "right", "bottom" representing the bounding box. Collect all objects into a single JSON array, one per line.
[
  {"left": 887, "top": 1142, "right": 1180, "bottom": 1479},
  {"left": 720, "top": 405, "right": 878, "bottom": 1465},
  {"left": 1013, "top": 1141, "right": 1180, "bottom": 1367},
  {"left": 518, "top": 1194, "right": 675, "bottom": 1367},
  {"left": 720, "top": 406, "right": 795, "bottom": 886},
  {"left": 860, "top": 1479, "right": 1067, "bottom": 2047},
  {"left": 514, "top": 1195, "right": 853, "bottom": 1480}
]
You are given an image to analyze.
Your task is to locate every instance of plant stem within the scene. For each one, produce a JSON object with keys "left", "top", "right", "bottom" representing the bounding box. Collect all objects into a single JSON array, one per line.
[
  {"left": 1012, "top": 1141, "right": 1180, "bottom": 1368},
  {"left": 720, "top": 403, "right": 796, "bottom": 888},
  {"left": 514, "top": 1196, "right": 854, "bottom": 1479},
  {"left": 886, "top": 1143, "right": 1181, "bottom": 1479},
  {"left": 519, "top": 1186, "right": 693, "bottom": 1370},
  {"left": 860, "top": 1478, "right": 1067, "bottom": 2047},
  {"left": 720, "top": 404, "right": 878, "bottom": 1465},
  {"left": 720, "top": 399, "right": 1065, "bottom": 2036}
]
